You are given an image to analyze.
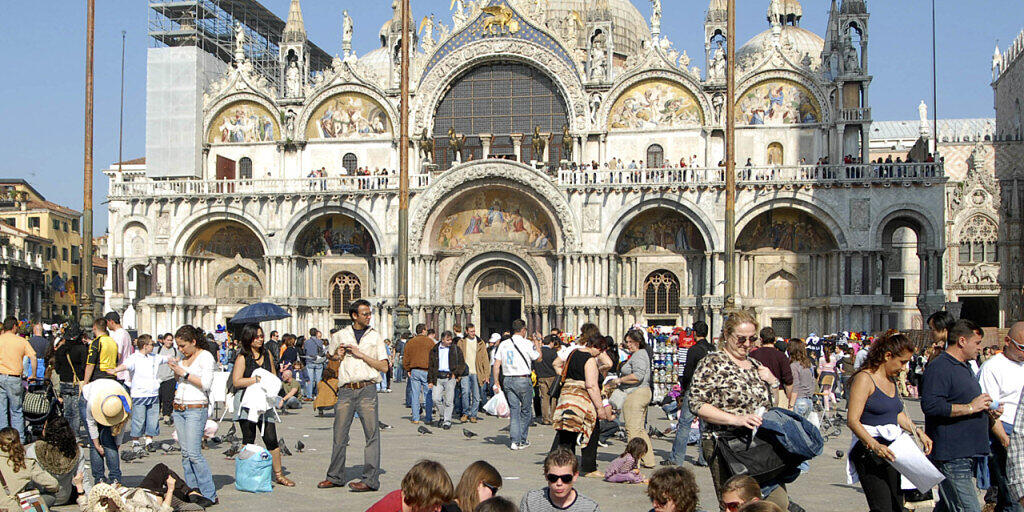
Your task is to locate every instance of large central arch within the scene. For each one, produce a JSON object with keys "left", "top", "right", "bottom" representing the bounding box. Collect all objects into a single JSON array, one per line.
[{"left": 409, "top": 160, "right": 581, "bottom": 252}]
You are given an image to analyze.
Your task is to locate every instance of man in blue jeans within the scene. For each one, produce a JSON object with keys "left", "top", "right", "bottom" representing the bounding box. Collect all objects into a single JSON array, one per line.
[
  {"left": 492, "top": 319, "right": 541, "bottom": 450},
  {"left": 404, "top": 324, "right": 435, "bottom": 424},
  {"left": 922, "top": 318, "right": 997, "bottom": 512},
  {"left": 0, "top": 316, "right": 36, "bottom": 442},
  {"left": 303, "top": 328, "right": 325, "bottom": 399},
  {"left": 457, "top": 324, "right": 487, "bottom": 423},
  {"left": 665, "top": 320, "right": 711, "bottom": 467}
]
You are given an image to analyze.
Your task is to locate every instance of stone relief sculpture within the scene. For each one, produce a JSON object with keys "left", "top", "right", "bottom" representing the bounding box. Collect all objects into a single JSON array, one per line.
[
  {"left": 451, "top": 0, "right": 468, "bottom": 26},
  {"left": 285, "top": 60, "right": 301, "bottom": 97},
  {"left": 589, "top": 93, "right": 602, "bottom": 125},
  {"left": 844, "top": 44, "right": 859, "bottom": 74},
  {"left": 589, "top": 44, "right": 606, "bottom": 81},
  {"left": 709, "top": 42, "right": 726, "bottom": 79},
  {"left": 419, "top": 15, "right": 435, "bottom": 52}
]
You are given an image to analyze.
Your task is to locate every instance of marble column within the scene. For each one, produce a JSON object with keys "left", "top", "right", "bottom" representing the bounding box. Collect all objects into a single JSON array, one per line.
[
  {"left": 511, "top": 134, "right": 524, "bottom": 162},
  {"left": 573, "top": 136, "right": 582, "bottom": 165},
  {"left": 480, "top": 134, "right": 492, "bottom": 159},
  {"left": 599, "top": 134, "right": 607, "bottom": 164}
]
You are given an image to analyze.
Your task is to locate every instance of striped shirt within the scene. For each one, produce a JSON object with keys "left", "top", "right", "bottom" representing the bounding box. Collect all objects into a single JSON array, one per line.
[{"left": 519, "top": 489, "right": 600, "bottom": 512}]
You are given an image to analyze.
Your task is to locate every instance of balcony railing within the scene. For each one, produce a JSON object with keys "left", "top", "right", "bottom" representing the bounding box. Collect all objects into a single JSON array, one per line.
[
  {"left": 109, "top": 175, "right": 432, "bottom": 199},
  {"left": 839, "top": 107, "right": 872, "bottom": 122},
  {"left": 558, "top": 163, "right": 944, "bottom": 187},
  {"left": 0, "top": 246, "right": 44, "bottom": 271}
]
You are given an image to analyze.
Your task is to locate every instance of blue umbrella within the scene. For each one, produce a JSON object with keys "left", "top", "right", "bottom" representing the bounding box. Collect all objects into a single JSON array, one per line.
[{"left": 228, "top": 302, "right": 291, "bottom": 324}]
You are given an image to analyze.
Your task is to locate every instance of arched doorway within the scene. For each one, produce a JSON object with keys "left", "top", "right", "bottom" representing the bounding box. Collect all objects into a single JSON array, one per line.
[
  {"left": 475, "top": 269, "right": 525, "bottom": 339},
  {"left": 880, "top": 218, "right": 926, "bottom": 330},
  {"left": 736, "top": 208, "right": 838, "bottom": 335}
]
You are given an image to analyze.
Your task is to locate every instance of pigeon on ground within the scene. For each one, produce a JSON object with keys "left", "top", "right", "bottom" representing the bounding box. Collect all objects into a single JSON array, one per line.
[
  {"left": 417, "top": 425, "right": 433, "bottom": 435},
  {"left": 834, "top": 450, "right": 845, "bottom": 459},
  {"left": 225, "top": 424, "right": 236, "bottom": 438},
  {"left": 222, "top": 442, "right": 241, "bottom": 458},
  {"left": 379, "top": 421, "right": 393, "bottom": 430},
  {"left": 208, "top": 436, "right": 222, "bottom": 445},
  {"left": 499, "top": 425, "right": 510, "bottom": 432},
  {"left": 462, "top": 428, "right": 478, "bottom": 439},
  {"left": 146, "top": 442, "right": 157, "bottom": 453},
  {"left": 279, "top": 439, "right": 293, "bottom": 456},
  {"left": 296, "top": 440, "right": 305, "bottom": 453},
  {"left": 120, "top": 450, "right": 138, "bottom": 462}
]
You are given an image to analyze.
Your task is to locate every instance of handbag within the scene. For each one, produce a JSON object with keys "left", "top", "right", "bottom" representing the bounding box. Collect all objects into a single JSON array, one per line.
[
  {"left": 235, "top": 444, "right": 273, "bottom": 493},
  {"left": 22, "top": 388, "right": 50, "bottom": 417},
  {"left": 712, "top": 428, "right": 790, "bottom": 485},
  {"left": 548, "top": 351, "right": 575, "bottom": 399}
]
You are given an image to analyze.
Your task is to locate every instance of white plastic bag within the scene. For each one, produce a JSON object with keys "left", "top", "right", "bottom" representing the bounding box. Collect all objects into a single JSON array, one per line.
[
  {"left": 808, "top": 410, "right": 821, "bottom": 429},
  {"left": 483, "top": 391, "right": 510, "bottom": 418}
]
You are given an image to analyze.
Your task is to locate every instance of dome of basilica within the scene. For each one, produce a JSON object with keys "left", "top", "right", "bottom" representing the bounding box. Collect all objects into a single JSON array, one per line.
[
  {"left": 736, "top": 25, "right": 824, "bottom": 68},
  {"left": 539, "top": 0, "right": 652, "bottom": 58}
]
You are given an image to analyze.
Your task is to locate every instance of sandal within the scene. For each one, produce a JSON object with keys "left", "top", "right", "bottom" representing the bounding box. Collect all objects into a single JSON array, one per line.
[
  {"left": 274, "top": 472, "right": 295, "bottom": 487},
  {"left": 584, "top": 471, "right": 605, "bottom": 478}
]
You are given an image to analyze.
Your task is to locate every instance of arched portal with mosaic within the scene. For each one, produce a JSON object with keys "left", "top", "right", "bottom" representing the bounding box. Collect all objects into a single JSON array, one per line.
[
  {"left": 305, "top": 93, "right": 393, "bottom": 139},
  {"left": 736, "top": 79, "right": 821, "bottom": 126},
  {"left": 207, "top": 101, "right": 278, "bottom": 144},
  {"left": 294, "top": 214, "right": 377, "bottom": 258},
  {"left": 429, "top": 187, "right": 557, "bottom": 253},
  {"left": 608, "top": 79, "right": 704, "bottom": 131}
]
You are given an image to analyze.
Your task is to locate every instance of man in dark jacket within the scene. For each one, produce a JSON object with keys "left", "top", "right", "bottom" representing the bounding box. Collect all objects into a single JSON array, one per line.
[
  {"left": 428, "top": 330, "right": 467, "bottom": 429},
  {"left": 665, "top": 320, "right": 713, "bottom": 467}
]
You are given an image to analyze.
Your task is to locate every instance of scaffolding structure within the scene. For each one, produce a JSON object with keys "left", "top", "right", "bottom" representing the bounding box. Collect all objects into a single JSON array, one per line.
[{"left": 148, "top": 0, "right": 332, "bottom": 90}]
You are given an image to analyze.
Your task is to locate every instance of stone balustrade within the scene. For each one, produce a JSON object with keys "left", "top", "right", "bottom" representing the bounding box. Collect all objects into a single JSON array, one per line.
[
  {"left": 839, "top": 107, "right": 872, "bottom": 122},
  {"left": 108, "top": 174, "right": 432, "bottom": 199},
  {"left": 0, "top": 246, "right": 44, "bottom": 271},
  {"left": 557, "top": 162, "right": 944, "bottom": 188}
]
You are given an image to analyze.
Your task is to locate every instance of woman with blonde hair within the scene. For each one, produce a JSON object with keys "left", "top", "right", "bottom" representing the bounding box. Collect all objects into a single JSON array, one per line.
[
  {"left": 688, "top": 310, "right": 786, "bottom": 509},
  {"left": 0, "top": 427, "right": 59, "bottom": 510},
  {"left": 446, "top": 461, "right": 502, "bottom": 512}
]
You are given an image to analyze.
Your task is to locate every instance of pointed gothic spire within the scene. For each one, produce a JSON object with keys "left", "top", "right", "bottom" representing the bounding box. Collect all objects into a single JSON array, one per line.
[
  {"left": 283, "top": 0, "right": 307, "bottom": 44},
  {"left": 707, "top": 0, "right": 726, "bottom": 22}
]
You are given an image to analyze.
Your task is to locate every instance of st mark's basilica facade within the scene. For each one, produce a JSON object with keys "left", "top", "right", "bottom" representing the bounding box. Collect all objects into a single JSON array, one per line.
[{"left": 104, "top": 0, "right": 952, "bottom": 339}]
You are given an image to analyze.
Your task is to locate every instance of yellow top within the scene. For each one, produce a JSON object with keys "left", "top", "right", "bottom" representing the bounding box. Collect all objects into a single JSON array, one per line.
[{"left": 0, "top": 333, "right": 35, "bottom": 376}]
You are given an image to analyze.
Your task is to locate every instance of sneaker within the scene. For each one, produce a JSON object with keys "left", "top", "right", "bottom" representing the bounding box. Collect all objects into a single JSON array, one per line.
[
  {"left": 597, "top": 440, "right": 611, "bottom": 448},
  {"left": 442, "top": 422, "right": 452, "bottom": 430},
  {"left": 518, "top": 441, "right": 530, "bottom": 450},
  {"left": 509, "top": 443, "right": 520, "bottom": 451}
]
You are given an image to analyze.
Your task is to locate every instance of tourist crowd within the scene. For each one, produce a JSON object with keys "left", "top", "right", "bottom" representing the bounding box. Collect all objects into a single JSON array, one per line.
[{"left": 1, "top": 300, "right": 1023, "bottom": 512}]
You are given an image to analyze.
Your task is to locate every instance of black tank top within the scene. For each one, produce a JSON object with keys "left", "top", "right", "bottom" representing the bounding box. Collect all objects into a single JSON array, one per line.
[{"left": 241, "top": 348, "right": 275, "bottom": 379}]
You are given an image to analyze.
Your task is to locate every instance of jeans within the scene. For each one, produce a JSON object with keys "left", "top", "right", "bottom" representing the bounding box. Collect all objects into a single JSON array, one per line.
[
  {"left": 394, "top": 359, "right": 404, "bottom": 382},
  {"left": 89, "top": 425, "right": 121, "bottom": 484},
  {"left": 503, "top": 376, "right": 533, "bottom": 446},
  {"left": 409, "top": 369, "right": 433, "bottom": 423},
  {"left": 325, "top": 385, "right": 381, "bottom": 489},
  {"left": 934, "top": 457, "right": 982, "bottom": 512},
  {"left": 0, "top": 375, "right": 24, "bottom": 441},
  {"left": 670, "top": 394, "right": 706, "bottom": 466},
  {"left": 432, "top": 377, "right": 457, "bottom": 423},
  {"left": 461, "top": 374, "right": 481, "bottom": 420},
  {"left": 305, "top": 363, "right": 323, "bottom": 398},
  {"left": 172, "top": 407, "right": 217, "bottom": 501},
  {"left": 59, "top": 383, "right": 82, "bottom": 441},
  {"left": 989, "top": 422, "right": 1023, "bottom": 512},
  {"left": 130, "top": 397, "right": 160, "bottom": 438}
]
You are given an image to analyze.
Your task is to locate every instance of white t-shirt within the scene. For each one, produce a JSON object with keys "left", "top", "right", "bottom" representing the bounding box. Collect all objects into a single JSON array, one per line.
[
  {"left": 980, "top": 352, "right": 1024, "bottom": 422},
  {"left": 463, "top": 336, "right": 479, "bottom": 374},
  {"left": 124, "top": 352, "right": 169, "bottom": 398},
  {"left": 495, "top": 335, "right": 540, "bottom": 377},
  {"left": 109, "top": 327, "right": 133, "bottom": 383},
  {"left": 173, "top": 350, "right": 215, "bottom": 405}
]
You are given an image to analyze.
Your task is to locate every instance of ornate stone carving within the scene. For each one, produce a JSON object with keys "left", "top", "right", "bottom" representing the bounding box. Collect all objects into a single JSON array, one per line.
[
  {"left": 442, "top": 243, "right": 550, "bottom": 303},
  {"left": 849, "top": 199, "right": 870, "bottom": 231},
  {"left": 409, "top": 160, "right": 581, "bottom": 252},
  {"left": 203, "top": 60, "right": 276, "bottom": 109},
  {"left": 583, "top": 204, "right": 601, "bottom": 232}
]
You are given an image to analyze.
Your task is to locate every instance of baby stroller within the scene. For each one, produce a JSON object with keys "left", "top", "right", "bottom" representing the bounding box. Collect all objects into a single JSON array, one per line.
[{"left": 23, "top": 379, "right": 63, "bottom": 442}]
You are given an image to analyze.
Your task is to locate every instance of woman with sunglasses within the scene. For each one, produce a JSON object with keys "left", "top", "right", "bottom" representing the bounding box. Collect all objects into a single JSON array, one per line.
[
  {"left": 688, "top": 310, "right": 785, "bottom": 510},
  {"left": 443, "top": 461, "right": 502, "bottom": 512},
  {"left": 231, "top": 323, "right": 295, "bottom": 487}
]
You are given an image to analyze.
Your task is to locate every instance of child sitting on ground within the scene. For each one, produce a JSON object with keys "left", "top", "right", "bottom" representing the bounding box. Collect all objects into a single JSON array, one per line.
[{"left": 603, "top": 438, "right": 648, "bottom": 484}]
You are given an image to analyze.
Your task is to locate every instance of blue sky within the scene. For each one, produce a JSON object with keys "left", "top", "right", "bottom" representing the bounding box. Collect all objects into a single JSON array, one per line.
[{"left": 0, "top": 0, "right": 1020, "bottom": 234}]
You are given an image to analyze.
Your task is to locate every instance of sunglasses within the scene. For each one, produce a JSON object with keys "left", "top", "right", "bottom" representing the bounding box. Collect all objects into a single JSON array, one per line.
[
  {"left": 545, "top": 473, "right": 573, "bottom": 484},
  {"left": 723, "top": 501, "right": 744, "bottom": 512},
  {"left": 734, "top": 335, "right": 759, "bottom": 344},
  {"left": 481, "top": 481, "right": 499, "bottom": 495}
]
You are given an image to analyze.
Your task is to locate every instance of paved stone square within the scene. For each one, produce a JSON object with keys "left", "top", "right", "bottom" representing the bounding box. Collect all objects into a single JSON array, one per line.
[{"left": 56, "top": 384, "right": 940, "bottom": 512}]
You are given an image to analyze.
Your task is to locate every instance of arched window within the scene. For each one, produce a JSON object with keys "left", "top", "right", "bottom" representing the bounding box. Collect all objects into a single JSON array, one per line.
[
  {"left": 767, "top": 142, "right": 784, "bottom": 165},
  {"left": 343, "top": 153, "right": 358, "bottom": 174},
  {"left": 239, "top": 157, "right": 253, "bottom": 179},
  {"left": 330, "top": 272, "right": 362, "bottom": 315},
  {"left": 646, "top": 144, "right": 664, "bottom": 169},
  {"left": 959, "top": 215, "right": 999, "bottom": 263},
  {"left": 644, "top": 270, "right": 680, "bottom": 315}
]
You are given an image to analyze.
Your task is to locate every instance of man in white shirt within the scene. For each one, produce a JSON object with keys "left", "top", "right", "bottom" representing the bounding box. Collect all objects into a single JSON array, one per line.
[
  {"left": 104, "top": 311, "right": 133, "bottom": 385},
  {"left": 492, "top": 319, "right": 542, "bottom": 450},
  {"left": 981, "top": 322, "right": 1024, "bottom": 512},
  {"left": 319, "top": 299, "right": 389, "bottom": 492}
]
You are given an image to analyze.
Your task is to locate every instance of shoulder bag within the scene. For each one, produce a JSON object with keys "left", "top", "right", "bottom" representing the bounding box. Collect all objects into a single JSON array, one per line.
[
  {"left": 548, "top": 351, "right": 575, "bottom": 399},
  {"left": 712, "top": 427, "right": 789, "bottom": 485},
  {"left": 510, "top": 341, "right": 538, "bottom": 386}
]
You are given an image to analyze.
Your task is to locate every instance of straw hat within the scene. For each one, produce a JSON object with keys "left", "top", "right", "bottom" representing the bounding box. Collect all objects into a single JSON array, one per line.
[{"left": 88, "top": 379, "right": 131, "bottom": 427}]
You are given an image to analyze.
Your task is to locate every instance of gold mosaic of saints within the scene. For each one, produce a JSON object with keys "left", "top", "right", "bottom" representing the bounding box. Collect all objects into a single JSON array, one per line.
[{"left": 480, "top": 5, "right": 520, "bottom": 35}]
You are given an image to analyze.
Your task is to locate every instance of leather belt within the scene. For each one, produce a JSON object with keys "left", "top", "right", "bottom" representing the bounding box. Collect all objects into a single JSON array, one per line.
[
  {"left": 437, "top": 371, "right": 451, "bottom": 378},
  {"left": 172, "top": 403, "right": 207, "bottom": 411},
  {"left": 340, "top": 380, "right": 373, "bottom": 390}
]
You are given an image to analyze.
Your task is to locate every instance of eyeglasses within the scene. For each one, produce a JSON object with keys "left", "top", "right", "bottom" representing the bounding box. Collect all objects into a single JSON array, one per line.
[
  {"left": 733, "top": 335, "right": 759, "bottom": 345},
  {"left": 545, "top": 473, "right": 573, "bottom": 484},
  {"left": 481, "top": 481, "right": 499, "bottom": 495},
  {"left": 723, "top": 501, "right": 744, "bottom": 512}
]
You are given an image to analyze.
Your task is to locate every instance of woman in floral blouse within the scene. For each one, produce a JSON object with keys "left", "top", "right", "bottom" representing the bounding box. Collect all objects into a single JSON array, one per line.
[{"left": 688, "top": 310, "right": 786, "bottom": 510}]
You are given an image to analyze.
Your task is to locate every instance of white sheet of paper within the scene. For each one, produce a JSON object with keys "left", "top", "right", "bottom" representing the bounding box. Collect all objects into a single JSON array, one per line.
[{"left": 888, "top": 433, "right": 945, "bottom": 492}]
